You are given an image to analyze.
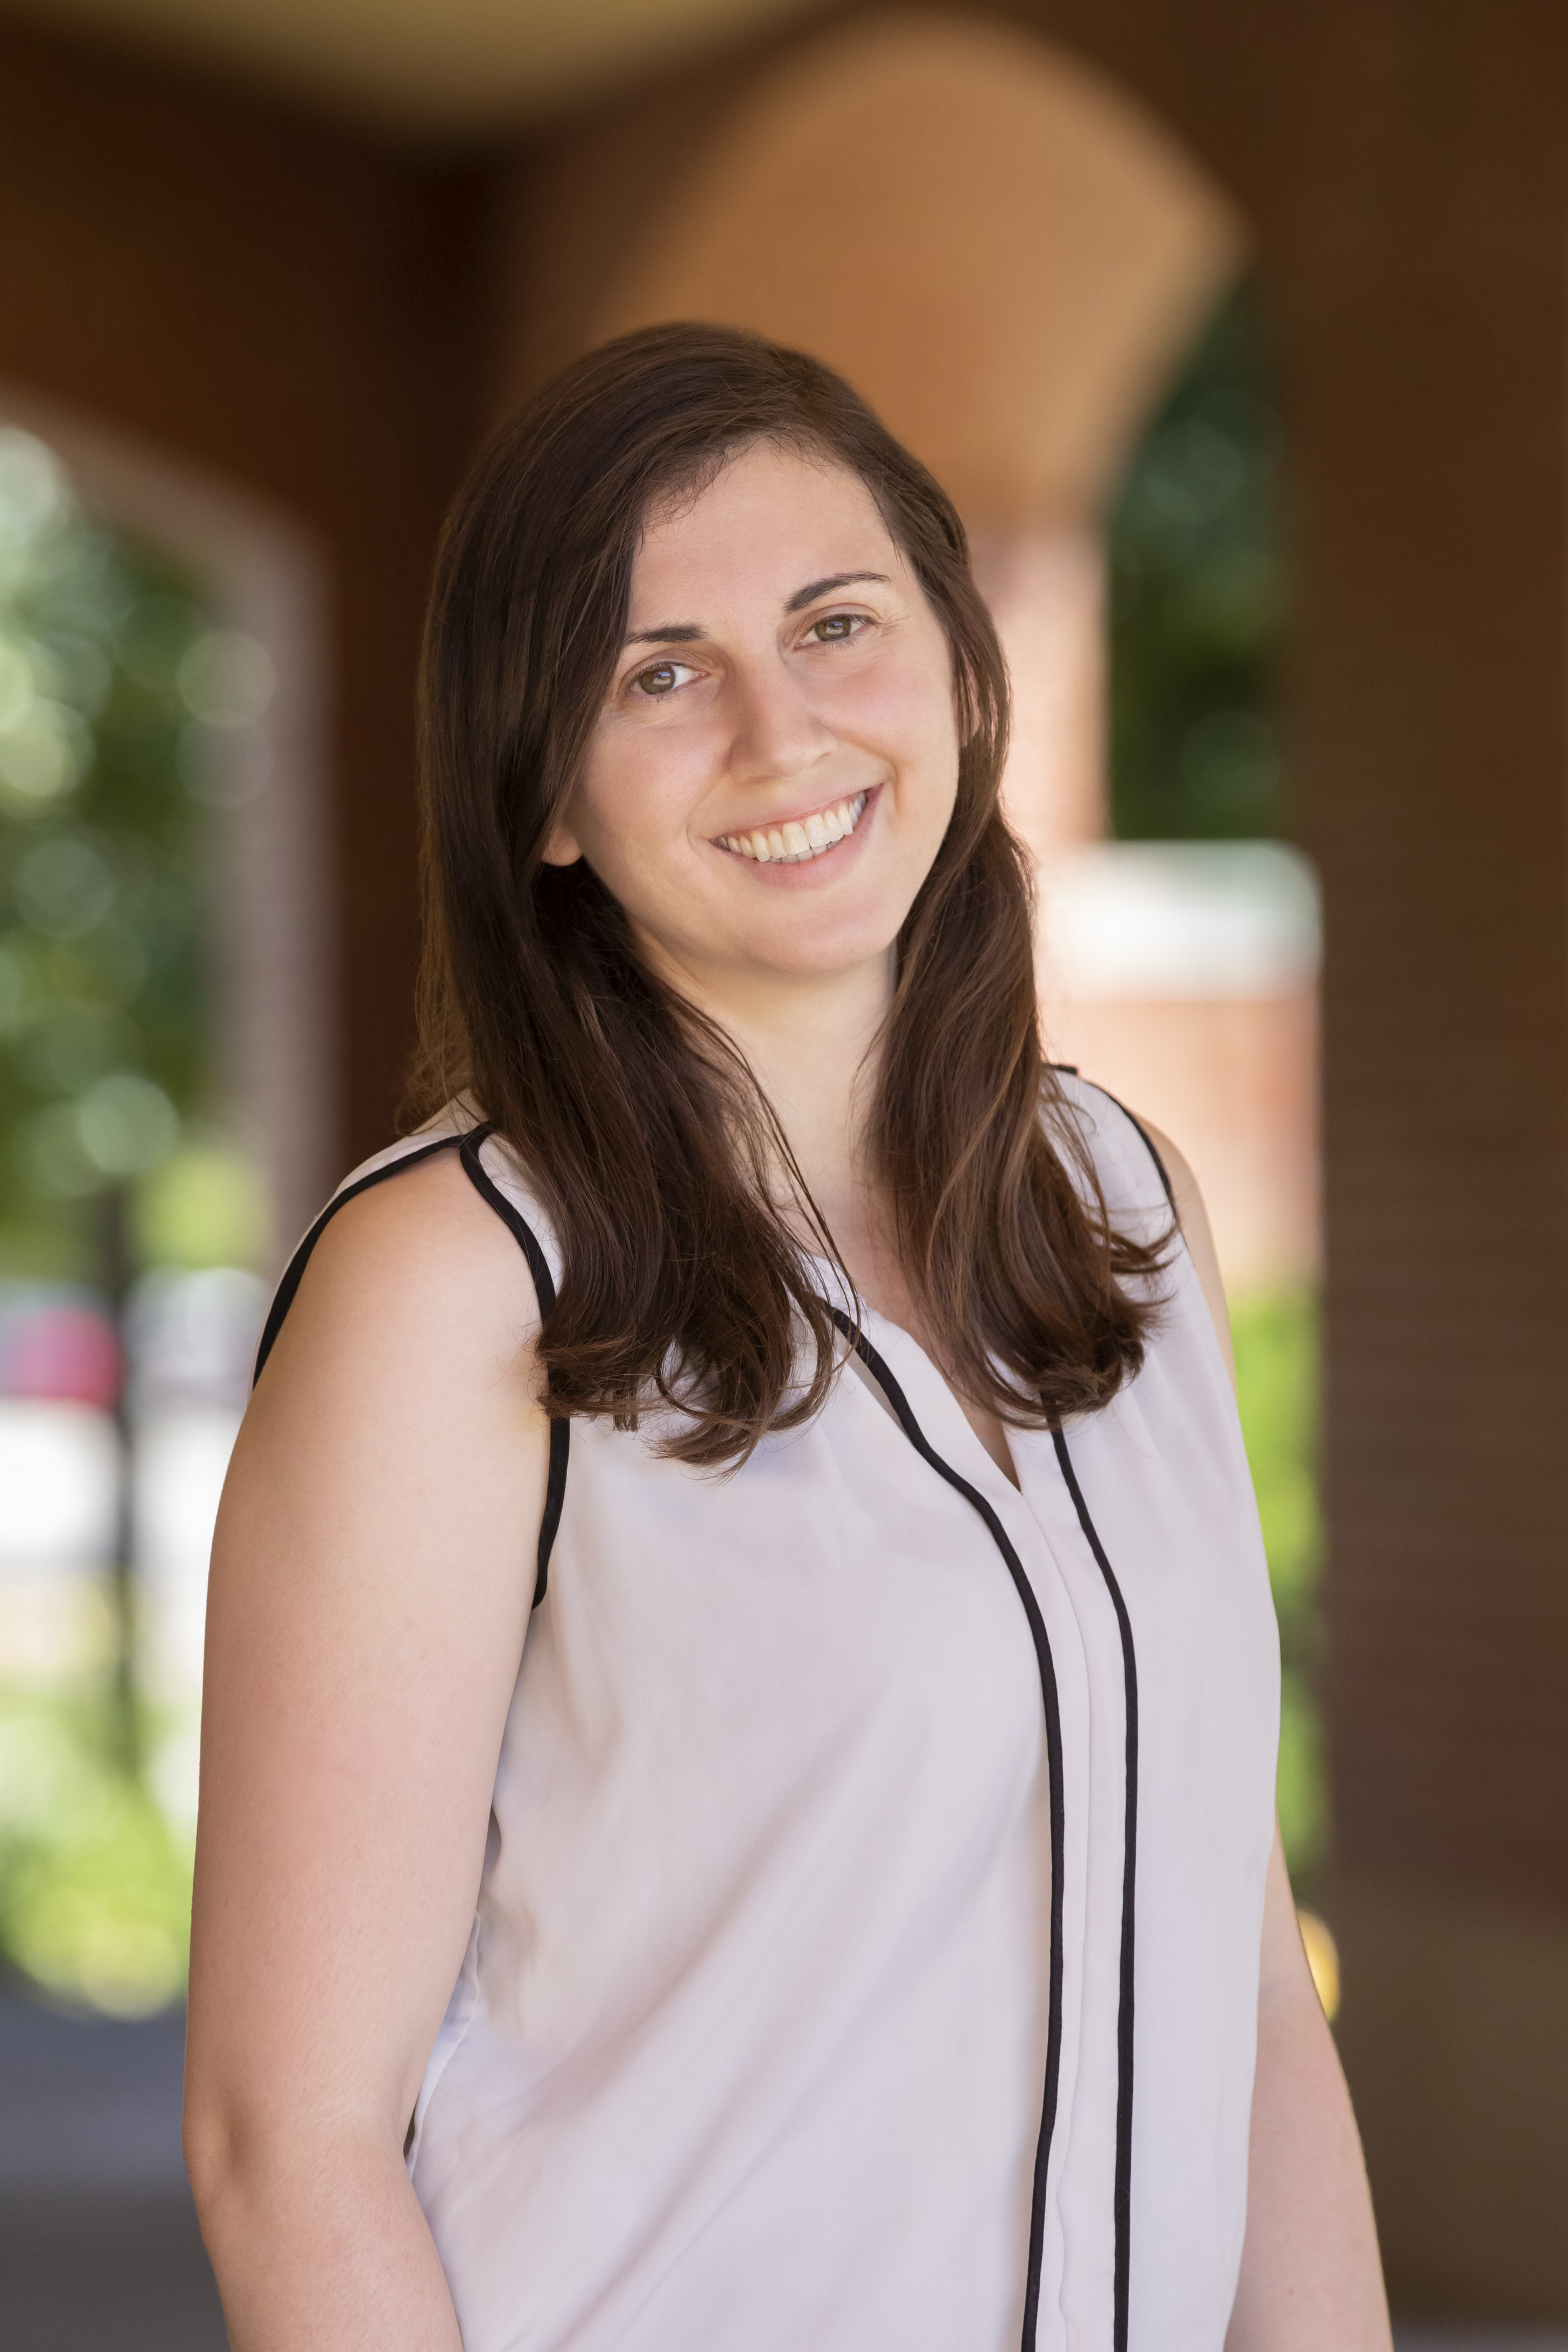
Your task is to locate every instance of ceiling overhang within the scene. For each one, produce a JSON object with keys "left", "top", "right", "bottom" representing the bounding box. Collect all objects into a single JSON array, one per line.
[{"left": 0, "top": 0, "right": 827, "bottom": 135}]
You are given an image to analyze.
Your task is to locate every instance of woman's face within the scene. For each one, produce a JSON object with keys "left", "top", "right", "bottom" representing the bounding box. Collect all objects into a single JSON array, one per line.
[{"left": 544, "top": 439, "right": 962, "bottom": 1004}]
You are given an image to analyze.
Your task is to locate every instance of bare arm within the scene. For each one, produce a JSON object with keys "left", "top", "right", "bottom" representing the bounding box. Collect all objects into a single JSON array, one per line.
[
  {"left": 1226, "top": 1829, "right": 1392, "bottom": 2348},
  {"left": 184, "top": 1152, "right": 551, "bottom": 2350},
  {"left": 1138, "top": 1118, "right": 1390, "bottom": 2346}
]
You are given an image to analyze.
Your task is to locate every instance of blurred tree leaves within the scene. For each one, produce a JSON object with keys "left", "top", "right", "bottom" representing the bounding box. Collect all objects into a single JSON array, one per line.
[
  {"left": 1233, "top": 1290, "right": 1327, "bottom": 1892},
  {"left": 0, "top": 430, "right": 213, "bottom": 1280},
  {"left": 0, "top": 430, "right": 223, "bottom": 2011},
  {"left": 0, "top": 1689, "right": 190, "bottom": 2014}
]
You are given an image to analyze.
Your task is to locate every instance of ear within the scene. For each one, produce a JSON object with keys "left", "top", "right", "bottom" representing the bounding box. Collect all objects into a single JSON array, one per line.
[{"left": 538, "top": 818, "right": 584, "bottom": 867}]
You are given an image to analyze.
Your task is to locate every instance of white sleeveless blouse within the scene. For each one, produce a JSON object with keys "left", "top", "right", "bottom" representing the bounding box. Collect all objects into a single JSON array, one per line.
[{"left": 257, "top": 1074, "right": 1279, "bottom": 2352}]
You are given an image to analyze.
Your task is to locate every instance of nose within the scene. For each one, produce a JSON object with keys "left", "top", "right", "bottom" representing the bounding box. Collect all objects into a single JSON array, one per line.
[{"left": 725, "top": 649, "right": 836, "bottom": 789}]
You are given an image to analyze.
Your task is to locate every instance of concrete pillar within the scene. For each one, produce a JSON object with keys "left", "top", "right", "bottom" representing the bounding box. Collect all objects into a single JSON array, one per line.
[{"left": 969, "top": 526, "right": 1108, "bottom": 864}]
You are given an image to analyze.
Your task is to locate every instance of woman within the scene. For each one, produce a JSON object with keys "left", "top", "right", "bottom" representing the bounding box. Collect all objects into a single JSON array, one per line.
[{"left": 184, "top": 324, "right": 1390, "bottom": 2350}]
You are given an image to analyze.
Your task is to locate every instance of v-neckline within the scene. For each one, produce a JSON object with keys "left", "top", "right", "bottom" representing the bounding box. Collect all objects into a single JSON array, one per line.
[{"left": 825, "top": 1283, "right": 1024, "bottom": 1496}]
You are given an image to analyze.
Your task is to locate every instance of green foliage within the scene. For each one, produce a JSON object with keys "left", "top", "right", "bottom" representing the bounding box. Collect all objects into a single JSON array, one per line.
[
  {"left": 0, "top": 430, "right": 237, "bottom": 2011},
  {"left": 1108, "top": 278, "right": 1290, "bottom": 843},
  {"left": 0, "top": 428, "right": 223, "bottom": 1282},
  {"left": 0, "top": 1685, "right": 191, "bottom": 2014},
  {"left": 1231, "top": 1291, "right": 1327, "bottom": 1888},
  {"left": 132, "top": 1140, "right": 270, "bottom": 1270}
]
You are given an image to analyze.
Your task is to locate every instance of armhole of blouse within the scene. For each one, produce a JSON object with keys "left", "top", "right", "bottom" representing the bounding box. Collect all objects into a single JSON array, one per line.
[
  {"left": 251, "top": 1124, "right": 568, "bottom": 1610},
  {"left": 1047, "top": 1065, "right": 1178, "bottom": 1221}
]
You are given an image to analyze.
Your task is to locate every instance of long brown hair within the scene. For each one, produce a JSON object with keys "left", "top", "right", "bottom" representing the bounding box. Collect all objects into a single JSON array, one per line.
[{"left": 411, "top": 323, "right": 1164, "bottom": 1466}]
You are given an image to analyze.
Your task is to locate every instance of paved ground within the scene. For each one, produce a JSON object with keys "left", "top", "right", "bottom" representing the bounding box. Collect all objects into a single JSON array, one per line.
[
  {"left": 1397, "top": 2340, "right": 1568, "bottom": 2351},
  {"left": 1, "top": 1990, "right": 1563, "bottom": 2349},
  {"left": 0, "top": 1991, "right": 224, "bottom": 2351}
]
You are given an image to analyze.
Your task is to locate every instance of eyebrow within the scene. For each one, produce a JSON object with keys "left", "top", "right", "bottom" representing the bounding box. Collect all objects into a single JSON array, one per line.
[
  {"left": 784, "top": 570, "right": 891, "bottom": 613},
  {"left": 621, "top": 571, "right": 892, "bottom": 647}
]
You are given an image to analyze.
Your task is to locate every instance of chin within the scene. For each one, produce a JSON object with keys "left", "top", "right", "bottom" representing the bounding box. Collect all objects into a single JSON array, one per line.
[{"left": 739, "top": 917, "right": 904, "bottom": 980}]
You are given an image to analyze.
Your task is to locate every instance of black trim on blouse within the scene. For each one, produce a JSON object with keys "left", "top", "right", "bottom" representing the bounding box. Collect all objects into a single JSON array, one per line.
[
  {"left": 829, "top": 1307, "right": 1066, "bottom": 2352},
  {"left": 1067, "top": 1075, "right": 1177, "bottom": 1217},
  {"left": 252, "top": 1126, "right": 566, "bottom": 1611},
  {"left": 1048, "top": 1073, "right": 1186, "bottom": 2346},
  {"left": 1053, "top": 1426, "right": 1139, "bottom": 2352},
  {"left": 253, "top": 1132, "right": 465, "bottom": 1385},
  {"left": 457, "top": 1130, "right": 568, "bottom": 1607}
]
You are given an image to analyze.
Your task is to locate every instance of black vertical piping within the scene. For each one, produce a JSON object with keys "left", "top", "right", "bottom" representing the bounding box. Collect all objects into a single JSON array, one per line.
[
  {"left": 830, "top": 1310, "right": 1064, "bottom": 2352},
  {"left": 1052, "top": 1426, "right": 1138, "bottom": 2352},
  {"left": 1051, "top": 1071, "right": 1175, "bottom": 2349},
  {"left": 457, "top": 1132, "right": 569, "bottom": 1607}
]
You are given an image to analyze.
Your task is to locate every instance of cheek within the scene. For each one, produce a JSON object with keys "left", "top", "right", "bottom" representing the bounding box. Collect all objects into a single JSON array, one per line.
[
  {"left": 839, "top": 633, "right": 958, "bottom": 761},
  {"left": 572, "top": 733, "right": 722, "bottom": 919},
  {"left": 576, "top": 733, "right": 685, "bottom": 862},
  {"left": 870, "top": 668, "right": 961, "bottom": 822}
]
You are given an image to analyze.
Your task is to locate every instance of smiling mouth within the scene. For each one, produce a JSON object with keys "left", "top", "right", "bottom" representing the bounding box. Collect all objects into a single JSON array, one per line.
[{"left": 716, "top": 789, "right": 871, "bottom": 865}]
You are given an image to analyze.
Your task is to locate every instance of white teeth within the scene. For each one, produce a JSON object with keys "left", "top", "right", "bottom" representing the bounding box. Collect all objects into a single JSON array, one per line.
[{"left": 720, "top": 788, "right": 872, "bottom": 865}]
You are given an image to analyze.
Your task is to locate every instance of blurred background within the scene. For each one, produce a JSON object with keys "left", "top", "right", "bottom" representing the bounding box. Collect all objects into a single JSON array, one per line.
[{"left": 0, "top": 1, "right": 1564, "bottom": 2344}]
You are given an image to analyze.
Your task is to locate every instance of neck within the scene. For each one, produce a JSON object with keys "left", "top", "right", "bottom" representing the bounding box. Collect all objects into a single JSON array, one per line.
[{"left": 641, "top": 941, "right": 894, "bottom": 1243}]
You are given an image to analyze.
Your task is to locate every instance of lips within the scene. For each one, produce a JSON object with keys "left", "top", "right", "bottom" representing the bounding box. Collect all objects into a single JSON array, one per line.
[{"left": 716, "top": 789, "right": 870, "bottom": 865}]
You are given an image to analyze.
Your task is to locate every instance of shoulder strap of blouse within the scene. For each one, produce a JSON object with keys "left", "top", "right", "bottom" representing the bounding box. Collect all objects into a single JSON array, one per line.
[
  {"left": 251, "top": 1123, "right": 567, "bottom": 1609},
  {"left": 1047, "top": 1065, "right": 1177, "bottom": 1221},
  {"left": 251, "top": 1129, "right": 472, "bottom": 1384}
]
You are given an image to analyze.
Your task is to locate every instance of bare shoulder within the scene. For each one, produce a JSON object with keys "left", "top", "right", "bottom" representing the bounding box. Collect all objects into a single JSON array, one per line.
[
  {"left": 253, "top": 1143, "right": 548, "bottom": 1421},
  {"left": 1131, "top": 1116, "right": 1235, "bottom": 1389},
  {"left": 218, "top": 1140, "right": 550, "bottom": 1641}
]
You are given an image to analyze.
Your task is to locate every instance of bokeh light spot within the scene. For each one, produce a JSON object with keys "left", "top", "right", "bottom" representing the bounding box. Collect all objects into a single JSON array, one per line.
[
  {"left": 0, "top": 429, "right": 70, "bottom": 547},
  {"left": 76, "top": 1073, "right": 179, "bottom": 1177},
  {"left": 177, "top": 628, "right": 275, "bottom": 729}
]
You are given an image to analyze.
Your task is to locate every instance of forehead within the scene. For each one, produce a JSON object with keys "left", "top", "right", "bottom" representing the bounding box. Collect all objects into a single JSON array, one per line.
[{"left": 630, "top": 441, "right": 901, "bottom": 611}]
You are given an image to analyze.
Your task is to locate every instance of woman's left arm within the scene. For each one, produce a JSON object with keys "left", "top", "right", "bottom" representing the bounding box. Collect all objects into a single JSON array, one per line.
[
  {"left": 1139, "top": 1120, "right": 1392, "bottom": 2348},
  {"left": 1225, "top": 1828, "right": 1392, "bottom": 2349}
]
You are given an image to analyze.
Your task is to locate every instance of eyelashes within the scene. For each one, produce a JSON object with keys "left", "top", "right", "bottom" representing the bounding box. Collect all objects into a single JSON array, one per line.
[
  {"left": 621, "top": 610, "right": 874, "bottom": 703},
  {"left": 805, "top": 611, "right": 868, "bottom": 646},
  {"left": 628, "top": 659, "right": 698, "bottom": 700}
]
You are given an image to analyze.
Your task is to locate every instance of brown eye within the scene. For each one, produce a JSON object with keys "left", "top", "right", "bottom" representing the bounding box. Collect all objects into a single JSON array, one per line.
[
  {"left": 636, "top": 662, "right": 680, "bottom": 696},
  {"left": 811, "top": 614, "right": 859, "bottom": 643}
]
